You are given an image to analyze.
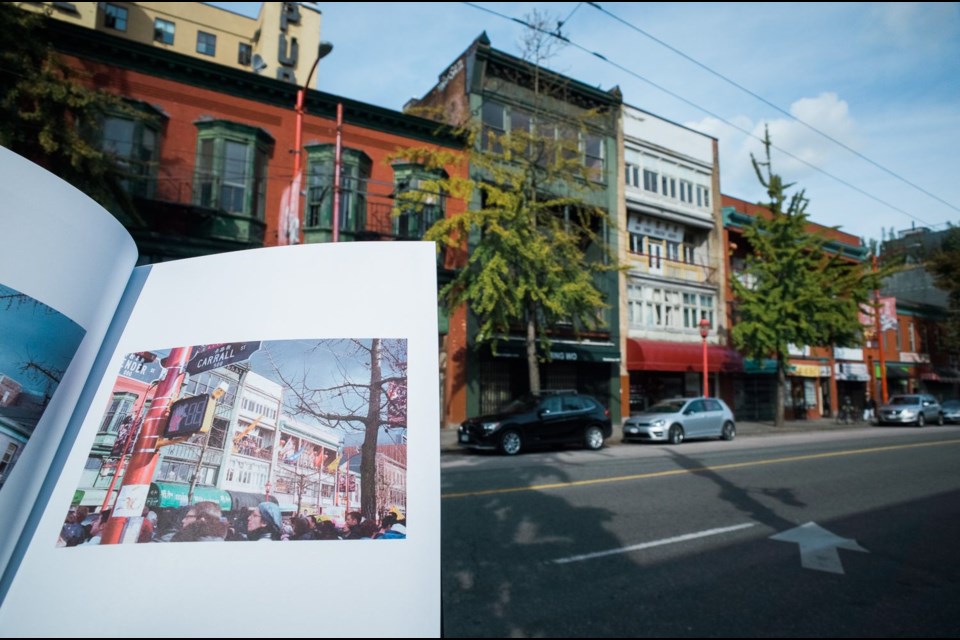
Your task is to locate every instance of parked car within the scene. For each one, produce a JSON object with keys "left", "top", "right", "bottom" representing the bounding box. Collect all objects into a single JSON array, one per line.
[
  {"left": 622, "top": 397, "right": 736, "bottom": 445},
  {"left": 940, "top": 399, "right": 960, "bottom": 424},
  {"left": 876, "top": 394, "right": 943, "bottom": 426},
  {"left": 457, "top": 392, "right": 612, "bottom": 455}
]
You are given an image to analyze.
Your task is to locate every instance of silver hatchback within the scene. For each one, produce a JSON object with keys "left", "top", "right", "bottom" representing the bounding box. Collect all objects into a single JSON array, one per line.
[
  {"left": 877, "top": 394, "right": 943, "bottom": 427},
  {"left": 623, "top": 397, "right": 736, "bottom": 445}
]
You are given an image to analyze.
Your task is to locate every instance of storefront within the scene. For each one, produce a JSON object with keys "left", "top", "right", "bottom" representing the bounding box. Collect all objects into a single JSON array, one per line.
[
  {"left": 835, "top": 361, "right": 870, "bottom": 414},
  {"left": 627, "top": 339, "right": 741, "bottom": 412},
  {"left": 788, "top": 361, "right": 831, "bottom": 419}
]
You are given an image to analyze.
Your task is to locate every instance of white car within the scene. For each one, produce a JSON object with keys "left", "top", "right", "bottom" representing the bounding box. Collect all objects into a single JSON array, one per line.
[
  {"left": 877, "top": 394, "right": 943, "bottom": 427},
  {"left": 622, "top": 397, "right": 736, "bottom": 445}
]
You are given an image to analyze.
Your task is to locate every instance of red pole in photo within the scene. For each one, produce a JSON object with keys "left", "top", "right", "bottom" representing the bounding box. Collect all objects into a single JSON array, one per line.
[{"left": 100, "top": 347, "right": 192, "bottom": 545}]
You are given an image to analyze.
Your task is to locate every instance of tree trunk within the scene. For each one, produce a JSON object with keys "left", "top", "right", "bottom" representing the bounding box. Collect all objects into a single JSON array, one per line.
[
  {"left": 775, "top": 353, "right": 786, "bottom": 428},
  {"left": 526, "top": 302, "right": 540, "bottom": 395},
  {"left": 361, "top": 339, "right": 381, "bottom": 522}
]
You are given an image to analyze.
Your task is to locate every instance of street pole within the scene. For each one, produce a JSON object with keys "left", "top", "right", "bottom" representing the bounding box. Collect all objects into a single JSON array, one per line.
[
  {"left": 872, "top": 255, "right": 889, "bottom": 404},
  {"left": 332, "top": 102, "right": 344, "bottom": 243},
  {"left": 699, "top": 317, "right": 710, "bottom": 397},
  {"left": 286, "top": 42, "right": 333, "bottom": 245},
  {"left": 100, "top": 347, "right": 192, "bottom": 545}
]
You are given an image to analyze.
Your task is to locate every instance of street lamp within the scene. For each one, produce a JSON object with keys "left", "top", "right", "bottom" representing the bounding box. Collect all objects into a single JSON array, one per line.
[
  {"left": 699, "top": 317, "right": 710, "bottom": 397},
  {"left": 282, "top": 41, "right": 333, "bottom": 245}
]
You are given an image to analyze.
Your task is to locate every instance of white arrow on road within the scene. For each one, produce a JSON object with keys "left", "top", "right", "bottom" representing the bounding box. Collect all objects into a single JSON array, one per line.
[{"left": 770, "top": 522, "right": 868, "bottom": 575}]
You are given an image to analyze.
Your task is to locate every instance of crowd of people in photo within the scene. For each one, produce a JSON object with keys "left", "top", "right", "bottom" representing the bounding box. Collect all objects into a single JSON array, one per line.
[{"left": 58, "top": 503, "right": 406, "bottom": 545}]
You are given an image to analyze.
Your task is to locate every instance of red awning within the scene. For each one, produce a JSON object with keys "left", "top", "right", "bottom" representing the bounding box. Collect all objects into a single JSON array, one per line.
[{"left": 627, "top": 339, "right": 744, "bottom": 373}]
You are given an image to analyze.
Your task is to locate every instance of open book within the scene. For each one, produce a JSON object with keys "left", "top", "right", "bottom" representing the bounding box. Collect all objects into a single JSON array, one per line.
[{"left": 0, "top": 147, "right": 440, "bottom": 636}]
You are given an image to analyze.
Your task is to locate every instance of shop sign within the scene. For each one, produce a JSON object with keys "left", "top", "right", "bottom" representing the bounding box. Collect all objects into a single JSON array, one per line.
[
  {"left": 835, "top": 363, "right": 869, "bottom": 381},
  {"left": 790, "top": 363, "right": 821, "bottom": 378}
]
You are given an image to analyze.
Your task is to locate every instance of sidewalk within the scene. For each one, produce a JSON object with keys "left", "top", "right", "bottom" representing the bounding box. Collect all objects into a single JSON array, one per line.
[{"left": 439, "top": 416, "right": 869, "bottom": 452}]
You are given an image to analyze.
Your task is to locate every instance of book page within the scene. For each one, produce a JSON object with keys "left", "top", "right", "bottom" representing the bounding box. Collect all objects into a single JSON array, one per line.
[
  {"left": 0, "top": 147, "right": 138, "bottom": 571},
  {"left": 0, "top": 241, "right": 441, "bottom": 637}
]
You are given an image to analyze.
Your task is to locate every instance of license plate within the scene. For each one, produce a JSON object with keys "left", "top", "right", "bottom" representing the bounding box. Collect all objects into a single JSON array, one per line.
[{"left": 459, "top": 434, "right": 469, "bottom": 443}]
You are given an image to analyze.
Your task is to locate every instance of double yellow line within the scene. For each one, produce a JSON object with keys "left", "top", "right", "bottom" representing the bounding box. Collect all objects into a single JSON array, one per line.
[{"left": 442, "top": 437, "right": 960, "bottom": 499}]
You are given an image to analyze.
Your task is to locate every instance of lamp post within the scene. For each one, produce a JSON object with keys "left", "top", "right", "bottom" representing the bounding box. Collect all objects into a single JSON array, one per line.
[
  {"left": 699, "top": 317, "right": 710, "bottom": 397},
  {"left": 284, "top": 41, "right": 333, "bottom": 245}
]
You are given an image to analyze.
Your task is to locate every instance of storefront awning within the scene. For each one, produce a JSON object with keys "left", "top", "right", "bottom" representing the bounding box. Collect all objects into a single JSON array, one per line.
[
  {"left": 147, "top": 482, "right": 232, "bottom": 511},
  {"left": 879, "top": 363, "right": 913, "bottom": 379},
  {"left": 489, "top": 338, "right": 621, "bottom": 363},
  {"left": 919, "top": 367, "right": 960, "bottom": 383},
  {"left": 627, "top": 339, "right": 743, "bottom": 373}
]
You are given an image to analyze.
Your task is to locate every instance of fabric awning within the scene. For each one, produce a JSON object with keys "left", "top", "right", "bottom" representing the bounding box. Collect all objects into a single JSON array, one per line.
[
  {"left": 227, "top": 490, "right": 278, "bottom": 511},
  {"left": 147, "top": 482, "right": 232, "bottom": 511},
  {"left": 879, "top": 363, "right": 913, "bottom": 379},
  {"left": 626, "top": 339, "right": 743, "bottom": 373}
]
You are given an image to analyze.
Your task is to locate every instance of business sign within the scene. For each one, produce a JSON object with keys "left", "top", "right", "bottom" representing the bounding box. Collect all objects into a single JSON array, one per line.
[
  {"left": 859, "top": 297, "right": 898, "bottom": 331},
  {"left": 163, "top": 394, "right": 216, "bottom": 439},
  {"left": 185, "top": 341, "right": 260, "bottom": 375}
]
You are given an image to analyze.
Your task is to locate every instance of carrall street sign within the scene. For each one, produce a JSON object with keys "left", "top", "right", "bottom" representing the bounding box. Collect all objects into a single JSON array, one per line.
[{"left": 185, "top": 341, "right": 261, "bottom": 375}]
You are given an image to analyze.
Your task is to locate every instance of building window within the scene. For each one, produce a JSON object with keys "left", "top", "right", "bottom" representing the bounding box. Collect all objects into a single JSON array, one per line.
[
  {"left": 643, "top": 169, "right": 658, "bottom": 194},
  {"left": 481, "top": 101, "right": 506, "bottom": 153},
  {"left": 238, "top": 43, "right": 252, "bottom": 66},
  {"left": 98, "top": 392, "right": 139, "bottom": 435},
  {"left": 305, "top": 144, "right": 372, "bottom": 240},
  {"left": 679, "top": 180, "right": 693, "bottom": 204},
  {"left": 103, "top": 4, "right": 127, "bottom": 31},
  {"left": 100, "top": 102, "right": 165, "bottom": 198},
  {"left": 392, "top": 163, "right": 446, "bottom": 240},
  {"left": 194, "top": 120, "right": 273, "bottom": 219},
  {"left": 153, "top": 18, "right": 175, "bottom": 44},
  {"left": 583, "top": 133, "right": 604, "bottom": 180},
  {"left": 197, "top": 31, "right": 217, "bottom": 57},
  {"left": 696, "top": 185, "right": 711, "bottom": 209}
]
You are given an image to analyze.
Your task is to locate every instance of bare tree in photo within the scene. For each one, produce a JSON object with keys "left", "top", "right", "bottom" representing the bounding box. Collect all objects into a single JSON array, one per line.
[{"left": 272, "top": 339, "right": 407, "bottom": 522}]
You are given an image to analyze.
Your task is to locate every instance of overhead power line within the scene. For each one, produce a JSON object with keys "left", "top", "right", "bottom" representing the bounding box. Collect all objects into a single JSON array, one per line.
[{"left": 461, "top": 2, "right": 946, "bottom": 231}]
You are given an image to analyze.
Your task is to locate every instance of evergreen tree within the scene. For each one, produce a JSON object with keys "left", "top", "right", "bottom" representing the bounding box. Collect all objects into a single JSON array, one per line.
[{"left": 731, "top": 129, "right": 885, "bottom": 426}]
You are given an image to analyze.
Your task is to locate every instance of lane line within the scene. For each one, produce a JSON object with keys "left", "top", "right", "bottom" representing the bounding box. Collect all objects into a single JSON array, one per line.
[
  {"left": 552, "top": 523, "right": 756, "bottom": 564},
  {"left": 442, "top": 436, "right": 960, "bottom": 499}
]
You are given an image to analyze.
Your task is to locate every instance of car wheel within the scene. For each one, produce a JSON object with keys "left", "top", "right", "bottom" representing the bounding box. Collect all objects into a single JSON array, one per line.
[
  {"left": 584, "top": 425, "right": 604, "bottom": 451},
  {"left": 721, "top": 421, "right": 736, "bottom": 441},
  {"left": 917, "top": 413, "right": 925, "bottom": 428},
  {"left": 668, "top": 424, "right": 684, "bottom": 445},
  {"left": 500, "top": 430, "right": 522, "bottom": 456}
]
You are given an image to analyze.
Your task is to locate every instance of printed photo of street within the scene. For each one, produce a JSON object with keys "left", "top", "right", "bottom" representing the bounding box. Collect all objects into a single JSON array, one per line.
[
  {"left": 0, "top": 283, "right": 86, "bottom": 493},
  {"left": 59, "top": 338, "right": 407, "bottom": 546}
]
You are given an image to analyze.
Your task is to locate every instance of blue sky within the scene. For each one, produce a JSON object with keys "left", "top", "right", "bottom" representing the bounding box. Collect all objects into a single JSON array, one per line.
[
  {"left": 0, "top": 284, "right": 85, "bottom": 396},
  {"left": 209, "top": 2, "right": 960, "bottom": 242}
]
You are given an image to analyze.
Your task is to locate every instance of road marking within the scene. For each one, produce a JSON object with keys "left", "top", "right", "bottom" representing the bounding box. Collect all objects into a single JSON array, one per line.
[
  {"left": 442, "top": 437, "right": 960, "bottom": 499},
  {"left": 770, "top": 522, "right": 868, "bottom": 574},
  {"left": 552, "top": 523, "right": 756, "bottom": 564}
]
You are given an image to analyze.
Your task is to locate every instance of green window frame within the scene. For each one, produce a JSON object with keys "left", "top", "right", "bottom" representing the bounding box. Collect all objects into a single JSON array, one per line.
[
  {"left": 193, "top": 120, "right": 273, "bottom": 219},
  {"left": 391, "top": 162, "right": 446, "bottom": 240},
  {"left": 100, "top": 100, "right": 166, "bottom": 199},
  {"left": 304, "top": 144, "right": 371, "bottom": 240}
]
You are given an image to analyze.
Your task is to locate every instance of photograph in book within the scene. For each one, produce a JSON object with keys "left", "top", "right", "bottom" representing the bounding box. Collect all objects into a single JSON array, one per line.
[
  {"left": 0, "top": 283, "right": 86, "bottom": 493},
  {"left": 58, "top": 338, "right": 408, "bottom": 546}
]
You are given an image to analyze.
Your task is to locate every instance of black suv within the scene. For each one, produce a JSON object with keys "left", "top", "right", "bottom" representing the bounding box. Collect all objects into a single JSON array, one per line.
[{"left": 458, "top": 392, "right": 612, "bottom": 455}]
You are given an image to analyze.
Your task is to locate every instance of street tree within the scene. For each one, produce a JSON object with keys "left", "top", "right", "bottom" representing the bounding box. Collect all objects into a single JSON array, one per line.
[
  {"left": 0, "top": 4, "right": 143, "bottom": 220},
  {"left": 731, "top": 129, "right": 886, "bottom": 427},
  {"left": 394, "top": 15, "right": 618, "bottom": 395},
  {"left": 272, "top": 339, "right": 407, "bottom": 523},
  {"left": 925, "top": 225, "right": 960, "bottom": 349}
]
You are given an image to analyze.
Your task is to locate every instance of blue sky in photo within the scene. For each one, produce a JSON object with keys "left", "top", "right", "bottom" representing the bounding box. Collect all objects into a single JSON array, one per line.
[
  {"left": 209, "top": 2, "right": 960, "bottom": 242},
  {"left": 0, "top": 284, "right": 86, "bottom": 396}
]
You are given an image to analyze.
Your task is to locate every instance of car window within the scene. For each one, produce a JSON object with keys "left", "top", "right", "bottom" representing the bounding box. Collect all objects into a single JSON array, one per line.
[
  {"left": 706, "top": 399, "right": 723, "bottom": 412},
  {"left": 540, "top": 396, "right": 563, "bottom": 414},
  {"left": 647, "top": 401, "right": 685, "bottom": 414},
  {"left": 687, "top": 400, "right": 705, "bottom": 413},
  {"left": 889, "top": 396, "right": 919, "bottom": 405},
  {"left": 563, "top": 396, "right": 590, "bottom": 411}
]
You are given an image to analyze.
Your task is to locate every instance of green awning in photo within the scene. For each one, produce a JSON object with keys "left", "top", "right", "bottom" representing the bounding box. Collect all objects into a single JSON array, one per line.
[{"left": 147, "top": 482, "right": 232, "bottom": 511}]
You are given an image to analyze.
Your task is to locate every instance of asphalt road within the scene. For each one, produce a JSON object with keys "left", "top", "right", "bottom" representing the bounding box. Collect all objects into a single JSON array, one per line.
[{"left": 440, "top": 426, "right": 960, "bottom": 637}]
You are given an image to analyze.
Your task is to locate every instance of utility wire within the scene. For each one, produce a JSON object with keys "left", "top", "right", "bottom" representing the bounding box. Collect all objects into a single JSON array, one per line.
[
  {"left": 587, "top": 2, "right": 960, "bottom": 217},
  {"left": 461, "top": 2, "right": 940, "bottom": 230}
]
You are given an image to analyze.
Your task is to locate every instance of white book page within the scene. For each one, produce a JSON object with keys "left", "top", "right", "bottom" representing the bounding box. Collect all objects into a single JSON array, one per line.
[
  {"left": 0, "top": 241, "right": 441, "bottom": 637},
  {"left": 0, "top": 147, "right": 138, "bottom": 571}
]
